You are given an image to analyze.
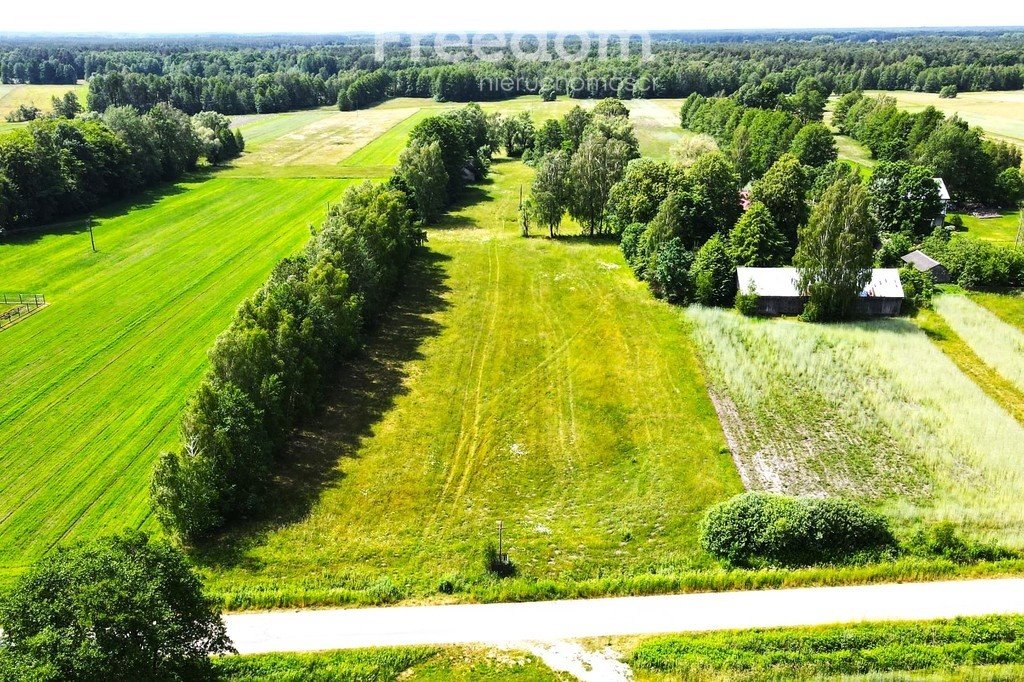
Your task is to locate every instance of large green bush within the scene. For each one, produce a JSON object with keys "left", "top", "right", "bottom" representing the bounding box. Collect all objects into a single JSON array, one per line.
[
  {"left": 700, "top": 492, "right": 896, "bottom": 567},
  {"left": 0, "top": 532, "right": 230, "bottom": 681}
]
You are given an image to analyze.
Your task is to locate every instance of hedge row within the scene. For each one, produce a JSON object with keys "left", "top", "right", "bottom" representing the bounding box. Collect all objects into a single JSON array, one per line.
[
  {"left": 151, "top": 107, "right": 488, "bottom": 542},
  {"left": 700, "top": 492, "right": 897, "bottom": 567}
]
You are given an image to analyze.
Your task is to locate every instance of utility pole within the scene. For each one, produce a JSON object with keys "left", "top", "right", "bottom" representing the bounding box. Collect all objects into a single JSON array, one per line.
[{"left": 88, "top": 217, "right": 96, "bottom": 253}]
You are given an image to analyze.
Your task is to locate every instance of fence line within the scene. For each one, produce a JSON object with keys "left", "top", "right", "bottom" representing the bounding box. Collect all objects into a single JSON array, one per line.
[
  {"left": 1, "top": 293, "right": 45, "bottom": 307},
  {"left": 0, "top": 293, "right": 47, "bottom": 331}
]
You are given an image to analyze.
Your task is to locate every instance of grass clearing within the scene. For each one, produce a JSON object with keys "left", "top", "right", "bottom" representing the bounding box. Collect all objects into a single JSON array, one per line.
[
  {"left": 687, "top": 306, "right": 1024, "bottom": 545},
  {"left": 865, "top": 90, "right": 1024, "bottom": 146},
  {"left": 835, "top": 134, "right": 876, "bottom": 171},
  {"left": 959, "top": 211, "right": 1021, "bottom": 244},
  {"left": 0, "top": 176, "right": 349, "bottom": 580},
  {"left": 0, "top": 82, "right": 88, "bottom": 120},
  {"left": 201, "top": 159, "right": 742, "bottom": 607},
  {"left": 934, "top": 295, "right": 1024, "bottom": 395},
  {"left": 623, "top": 99, "right": 692, "bottom": 160}
]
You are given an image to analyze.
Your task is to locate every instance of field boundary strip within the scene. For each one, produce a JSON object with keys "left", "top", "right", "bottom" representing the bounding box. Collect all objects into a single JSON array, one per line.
[{"left": 916, "top": 308, "right": 1024, "bottom": 426}]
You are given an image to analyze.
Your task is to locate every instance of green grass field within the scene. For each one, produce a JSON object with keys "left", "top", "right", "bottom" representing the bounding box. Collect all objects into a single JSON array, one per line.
[
  {"left": 0, "top": 82, "right": 88, "bottom": 121},
  {"left": 202, "top": 159, "right": 741, "bottom": 607},
  {"left": 0, "top": 177, "right": 350, "bottom": 580},
  {"left": 865, "top": 90, "right": 1024, "bottom": 146},
  {"left": 687, "top": 306, "right": 1024, "bottom": 545},
  {"left": 958, "top": 211, "right": 1021, "bottom": 244},
  {"left": 228, "top": 105, "right": 422, "bottom": 177},
  {"left": 972, "top": 290, "right": 1024, "bottom": 330}
]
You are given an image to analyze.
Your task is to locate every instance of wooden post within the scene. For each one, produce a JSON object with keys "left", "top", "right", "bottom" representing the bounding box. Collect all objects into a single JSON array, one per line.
[
  {"left": 89, "top": 218, "right": 96, "bottom": 253},
  {"left": 1017, "top": 205, "right": 1024, "bottom": 247}
]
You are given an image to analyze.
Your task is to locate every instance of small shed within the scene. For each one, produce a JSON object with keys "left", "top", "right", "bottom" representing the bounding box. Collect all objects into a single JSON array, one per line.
[
  {"left": 855, "top": 268, "right": 905, "bottom": 316},
  {"left": 737, "top": 267, "right": 904, "bottom": 317},
  {"left": 736, "top": 267, "right": 805, "bottom": 316},
  {"left": 900, "top": 249, "right": 950, "bottom": 284},
  {"left": 933, "top": 178, "right": 951, "bottom": 227}
]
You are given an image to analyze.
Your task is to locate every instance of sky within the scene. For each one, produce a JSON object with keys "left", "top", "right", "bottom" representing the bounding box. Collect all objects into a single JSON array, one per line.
[{"left": 0, "top": 0, "right": 1021, "bottom": 34}]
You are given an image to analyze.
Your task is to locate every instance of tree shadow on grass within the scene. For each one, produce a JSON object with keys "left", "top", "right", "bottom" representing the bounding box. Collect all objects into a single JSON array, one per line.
[
  {"left": 432, "top": 185, "right": 493, "bottom": 230},
  {"left": 193, "top": 247, "right": 452, "bottom": 571},
  {"left": 0, "top": 169, "right": 218, "bottom": 246}
]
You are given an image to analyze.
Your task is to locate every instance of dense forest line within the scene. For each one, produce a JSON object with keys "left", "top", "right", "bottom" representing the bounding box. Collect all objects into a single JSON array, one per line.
[
  {"left": 3, "top": 31, "right": 1024, "bottom": 114},
  {"left": 0, "top": 100, "right": 242, "bottom": 232}
]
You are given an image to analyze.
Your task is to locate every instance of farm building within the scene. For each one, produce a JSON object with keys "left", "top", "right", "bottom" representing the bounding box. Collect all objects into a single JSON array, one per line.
[
  {"left": 901, "top": 249, "right": 951, "bottom": 283},
  {"left": 736, "top": 267, "right": 904, "bottom": 317},
  {"left": 933, "top": 177, "right": 951, "bottom": 227}
]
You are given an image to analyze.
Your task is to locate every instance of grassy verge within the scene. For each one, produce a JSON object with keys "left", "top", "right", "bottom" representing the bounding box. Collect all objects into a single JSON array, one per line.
[
  {"left": 214, "top": 646, "right": 559, "bottom": 681},
  {"left": 207, "top": 556, "right": 1024, "bottom": 611},
  {"left": 627, "top": 614, "right": 1024, "bottom": 681}
]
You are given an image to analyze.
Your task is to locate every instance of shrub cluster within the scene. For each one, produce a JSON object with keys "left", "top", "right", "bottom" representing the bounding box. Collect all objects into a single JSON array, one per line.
[
  {"left": 152, "top": 108, "right": 487, "bottom": 542},
  {"left": 700, "top": 492, "right": 897, "bottom": 567},
  {"left": 922, "top": 230, "right": 1024, "bottom": 289}
]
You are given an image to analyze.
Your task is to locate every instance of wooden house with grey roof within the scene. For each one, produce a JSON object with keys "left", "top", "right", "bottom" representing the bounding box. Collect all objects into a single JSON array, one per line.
[{"left": 901, "top": 250, "right": 950, "bottom": 283}]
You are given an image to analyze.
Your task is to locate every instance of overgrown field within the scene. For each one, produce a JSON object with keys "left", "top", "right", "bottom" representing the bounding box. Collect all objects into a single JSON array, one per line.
[
  {"left": 687, "top": 306, "right": 1024, "bottom": 545},
  {"left": 866, "top": 89, "right": 1024, "bottom": 146},
  {"left": 0, "top": 177, "right": 349, "bottom": 580},
  {"left": 202, "top": 159, "right": 742, "bottom": 607}
]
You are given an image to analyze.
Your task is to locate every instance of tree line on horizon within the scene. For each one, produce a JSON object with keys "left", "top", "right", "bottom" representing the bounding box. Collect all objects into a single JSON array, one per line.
[{"left": 5, "top": 32, "right": 1024, "bottom": 115}]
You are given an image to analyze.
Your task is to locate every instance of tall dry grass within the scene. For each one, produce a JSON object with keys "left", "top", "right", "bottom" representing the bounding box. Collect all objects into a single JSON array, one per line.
[
  {"left": 935, "top": 294, "right": 1024, "bottom": 393},
  {"left": 687, "top": 306, "right": 1024, "bottom": 546}
]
